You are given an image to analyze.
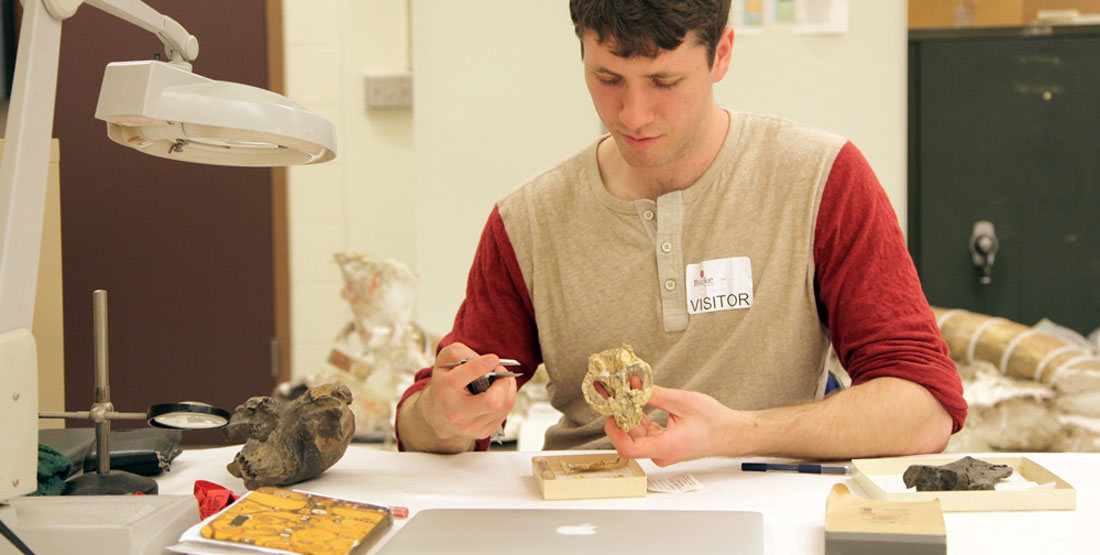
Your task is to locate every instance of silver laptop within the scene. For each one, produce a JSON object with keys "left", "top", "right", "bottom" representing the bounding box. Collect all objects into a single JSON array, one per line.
[{"left": 374, "top": 508, "right": 763, "bottom": 554}]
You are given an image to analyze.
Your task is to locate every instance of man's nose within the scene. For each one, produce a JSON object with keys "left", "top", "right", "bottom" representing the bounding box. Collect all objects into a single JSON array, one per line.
[{"left": 619, "top": 85, "right": 654, "bottom": 130}]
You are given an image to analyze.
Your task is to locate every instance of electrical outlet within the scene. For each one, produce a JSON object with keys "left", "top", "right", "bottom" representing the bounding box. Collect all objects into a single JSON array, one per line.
[{"left": 364, "top": 72, "right": 412, "bottom": 109}]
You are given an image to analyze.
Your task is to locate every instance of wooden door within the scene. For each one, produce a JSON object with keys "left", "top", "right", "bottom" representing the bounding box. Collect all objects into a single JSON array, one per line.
[{"left": 54, "top": 0, "right": 285, "bottom": 445}]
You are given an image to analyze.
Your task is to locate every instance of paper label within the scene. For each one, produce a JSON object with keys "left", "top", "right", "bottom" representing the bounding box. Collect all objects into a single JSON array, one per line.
[
  {"left": 647, "top": 473, "right": 703, "bottom": 493},
  {"left": 685, "top": 257, "right": 754, "bottom": 315}
]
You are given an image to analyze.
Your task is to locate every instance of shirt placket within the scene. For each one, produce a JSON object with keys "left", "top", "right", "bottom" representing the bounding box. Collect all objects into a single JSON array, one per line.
[{"left": 650, "top": 192, "right": 687, "bottom": 332}]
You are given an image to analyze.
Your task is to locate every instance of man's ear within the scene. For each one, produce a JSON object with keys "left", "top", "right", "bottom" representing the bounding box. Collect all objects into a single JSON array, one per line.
[{"left": 712, "top": 26, "right": 734, "bottom": 82}]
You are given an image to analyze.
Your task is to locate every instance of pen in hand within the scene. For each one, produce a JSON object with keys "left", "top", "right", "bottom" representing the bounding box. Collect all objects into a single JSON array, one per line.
[
  {"left": 741, "top": 462, "right": 849, "bottom": 475},
  {"left": 441, "top": 357, "right": 522, "bottom": 395},
  {"left": 439, "top": 356, "right": 522, "bottom": 443},
  {"left": 441, "top": 357, "right": 521, "bottom": 368}
]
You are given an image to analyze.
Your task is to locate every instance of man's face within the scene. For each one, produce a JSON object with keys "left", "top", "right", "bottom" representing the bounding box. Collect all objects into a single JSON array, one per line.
[{"left": 582, "top": 30, "right": 729, "bottom": 170}]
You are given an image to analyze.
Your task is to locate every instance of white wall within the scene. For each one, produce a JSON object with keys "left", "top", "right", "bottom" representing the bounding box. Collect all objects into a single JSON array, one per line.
[
  {"left": 721, "top": 2, "right": 908, "bottom": 230},
  {"left": 411, "top": 1, "right": 596, "bottom": 334},
  {"left": 283, "top": 0, "right": 414, "bottom": 377},
  {"left": 282, "top": 0, "right": 906, "bottom": 376}
]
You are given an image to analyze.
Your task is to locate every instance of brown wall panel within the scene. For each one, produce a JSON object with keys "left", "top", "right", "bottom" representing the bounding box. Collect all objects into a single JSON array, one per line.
[{"left": 56, "top": 1, "right": 277, "bottom": 445}]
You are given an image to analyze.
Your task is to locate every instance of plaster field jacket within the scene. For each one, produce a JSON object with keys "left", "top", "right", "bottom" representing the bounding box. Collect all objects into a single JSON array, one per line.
[{"left": 397, "top": 111, "right": 967, "bottom": 450}]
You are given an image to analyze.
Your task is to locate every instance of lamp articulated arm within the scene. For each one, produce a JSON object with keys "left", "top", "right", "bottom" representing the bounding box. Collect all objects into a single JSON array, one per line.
[
  {"left": 1, "top": 0, "right": 198, "bottom": 334},
  {"left": 0, "top": 0, "right": 64, "bottom": 334},
  {"left": 0, "top": 0, "right": 201, "bottom": 501},
  {"left": 47, "top": 0, "right": 200, "bottom": 63}
]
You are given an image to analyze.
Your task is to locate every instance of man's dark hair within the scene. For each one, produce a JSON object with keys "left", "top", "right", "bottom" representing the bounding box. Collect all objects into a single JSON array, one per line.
[{"left": 569, "top": 0, "right": 731, "bottom": 66}]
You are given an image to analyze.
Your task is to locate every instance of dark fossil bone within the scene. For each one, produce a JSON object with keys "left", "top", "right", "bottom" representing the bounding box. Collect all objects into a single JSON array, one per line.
[
  {"left": 903, "top": 456, "right": 1013, "bottom": 491},
  {"left": 224, "top": 383, "right": 355, "bottom": 489}
]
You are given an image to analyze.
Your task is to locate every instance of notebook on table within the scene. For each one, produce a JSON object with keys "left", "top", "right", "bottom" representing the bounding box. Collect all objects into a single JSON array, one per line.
[{"left": 374, "top": 508, "right": 763, "bottom": 554}]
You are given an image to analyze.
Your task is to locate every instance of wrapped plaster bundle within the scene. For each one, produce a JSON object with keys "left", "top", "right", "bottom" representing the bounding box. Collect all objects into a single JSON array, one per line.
[
  {"left": 946, "top": 360, "right": 1063, "bottom": 452},
  {"left": 936, "top": 307, "right": 1100, "bottom": 453},
  {"left": 1056, "top": 390, "right": 1100, "bottom": 418},
  {"left": 933, "top": 307, "right": 1100, "bottom": 394},
  {"left": 335, "top": 252, "right": 421, "bottom": 350},
  {"left": 282, "top": 254, "right": 432, "bottom": 441},
  {"left": 330, "top": 254, "right": 431, "bottom": 439},
  {"left": 1052, "top": 415, "right": 1100, "bottom": 452}
]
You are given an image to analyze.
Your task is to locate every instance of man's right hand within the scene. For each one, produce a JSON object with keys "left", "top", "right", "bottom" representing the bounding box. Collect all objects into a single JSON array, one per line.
[{"left": 405, "top": 342, "right": 518, "bottom": 452}]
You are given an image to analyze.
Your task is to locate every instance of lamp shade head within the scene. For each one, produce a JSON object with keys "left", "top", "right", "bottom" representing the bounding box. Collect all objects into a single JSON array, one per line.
[{"left": 95, "top": 61, "right": 336, "bottom": 166}]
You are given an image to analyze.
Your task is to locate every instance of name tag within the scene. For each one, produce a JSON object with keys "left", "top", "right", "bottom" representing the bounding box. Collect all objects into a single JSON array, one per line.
[{"left": 686, "top": 257, "right": 754, "bottom": 315}]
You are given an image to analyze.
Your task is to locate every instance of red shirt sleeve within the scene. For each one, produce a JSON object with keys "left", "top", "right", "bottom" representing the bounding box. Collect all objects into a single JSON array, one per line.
[
  {"left": 395, "top": 205, "right": 541, "bottom": 450},
  {"left": 814, "top": 142, "right": 968, "bottom": 432}
]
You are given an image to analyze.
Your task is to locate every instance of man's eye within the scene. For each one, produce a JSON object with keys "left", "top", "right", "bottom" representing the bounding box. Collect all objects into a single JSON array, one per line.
[
  {"left": 653, "top": 79, "right": 678, "bottom": 89},
  {"left": 597, "top": 76, "right": 621, "bottom": 86}
]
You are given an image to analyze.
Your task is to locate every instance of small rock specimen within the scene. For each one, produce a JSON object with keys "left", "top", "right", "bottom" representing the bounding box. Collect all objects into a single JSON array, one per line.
[
  {"left": 225, "top": 383, "right": 355, "bottom": 489},
  {"left": 582, "top": 344, "right": 653, "bottom": 431},
  {"left": 903, "top": 456, "right": 1014, "bottom": 491}
]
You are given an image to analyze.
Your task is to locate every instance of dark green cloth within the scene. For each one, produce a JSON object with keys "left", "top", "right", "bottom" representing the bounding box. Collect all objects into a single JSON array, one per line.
[{"left": 30, "top": 443, "right": 72, "bottom": 496}]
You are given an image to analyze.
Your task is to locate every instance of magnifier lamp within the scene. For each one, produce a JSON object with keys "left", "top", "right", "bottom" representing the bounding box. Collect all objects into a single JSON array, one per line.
[{"left": 1, "top": 0, "right": 336, "bottom": 502}]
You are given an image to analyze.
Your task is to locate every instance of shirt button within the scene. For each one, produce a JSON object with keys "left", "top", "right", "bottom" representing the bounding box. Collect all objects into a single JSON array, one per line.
[
  {"left": 664, "top": 279, "right": 676, "bottom": 291},
  {"left": 660, "top": 241, "right": 672, "bottom": 253},
  {"left": 642, "top": 210, "right": 655, "bottom": 221}
]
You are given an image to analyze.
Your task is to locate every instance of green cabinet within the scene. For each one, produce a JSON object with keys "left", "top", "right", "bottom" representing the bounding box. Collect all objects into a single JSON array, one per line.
[{"left": 908, "top": 25, "right": 1100, "bottom": 335}]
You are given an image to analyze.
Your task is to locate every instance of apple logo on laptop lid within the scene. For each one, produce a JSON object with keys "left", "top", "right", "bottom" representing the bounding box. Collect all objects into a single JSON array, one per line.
[{"left": 556, "top": 523, "right": 598, "bottom": 536}]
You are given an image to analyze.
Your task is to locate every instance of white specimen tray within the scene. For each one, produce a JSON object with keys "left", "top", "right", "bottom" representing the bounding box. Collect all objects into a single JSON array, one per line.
[
  {"left": 3, "top": 494, "right": 199, "bottom": 554},
  {"left": 851, "top": 455, "right": 1076, "bottom": 512}
]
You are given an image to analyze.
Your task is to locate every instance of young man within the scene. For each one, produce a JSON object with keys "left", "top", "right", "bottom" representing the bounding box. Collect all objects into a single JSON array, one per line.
[{"left": 396, "top": 0, "right": 966, "bottom": 465}]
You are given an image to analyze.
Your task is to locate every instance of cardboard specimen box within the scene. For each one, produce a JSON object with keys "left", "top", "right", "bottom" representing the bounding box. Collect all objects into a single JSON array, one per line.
[{"left": 825, "top": 483, "right": 946, "bottom": 555}]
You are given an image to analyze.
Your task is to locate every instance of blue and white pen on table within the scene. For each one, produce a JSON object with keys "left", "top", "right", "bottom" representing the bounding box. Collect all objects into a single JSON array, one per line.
[{"left": 741, "top": 462, "right": 850, "bottom": 475}]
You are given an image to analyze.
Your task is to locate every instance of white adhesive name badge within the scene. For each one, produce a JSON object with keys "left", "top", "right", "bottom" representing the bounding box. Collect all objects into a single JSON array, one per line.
[{"left": 685, "top": 257, "right": 753, "bottom": 315}]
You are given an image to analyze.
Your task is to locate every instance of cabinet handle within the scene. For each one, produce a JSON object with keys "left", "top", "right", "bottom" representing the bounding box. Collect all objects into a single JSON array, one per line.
[{"left": 969, "top": 221, "right": 999, "bottom": 285}]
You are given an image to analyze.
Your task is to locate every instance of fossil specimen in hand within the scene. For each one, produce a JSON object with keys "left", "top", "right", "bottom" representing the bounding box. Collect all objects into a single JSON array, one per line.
[{"left": 582, "top": 344, "right": 653, "bottom": 431}]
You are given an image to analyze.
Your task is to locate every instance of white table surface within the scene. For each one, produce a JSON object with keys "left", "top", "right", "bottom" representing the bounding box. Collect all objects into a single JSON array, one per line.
[{"left": 156, "top": 447, "right": 1099, "bottom": 554}]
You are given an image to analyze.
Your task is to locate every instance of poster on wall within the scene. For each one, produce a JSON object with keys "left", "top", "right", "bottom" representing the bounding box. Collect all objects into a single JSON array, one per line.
[
  {"left": 796, "top": 0, "right": 849, "bottom": 34},
  {"left": 775, "top": 0, "right": 797, "bottom": 25},
  {"left": 730, "top": 0, "right": 767, "bottom": 34},
  {"left": 730, "top": 0, "right": 848, "bottom": 35}
]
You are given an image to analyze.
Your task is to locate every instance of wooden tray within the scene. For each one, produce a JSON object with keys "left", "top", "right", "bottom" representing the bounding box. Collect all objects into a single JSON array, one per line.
[
  {"left": 851, "top": 455, "right": 1076, "bottom": 512},
  {"left": 532, "top": 453, "right": 646, "bottom": 500}
]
